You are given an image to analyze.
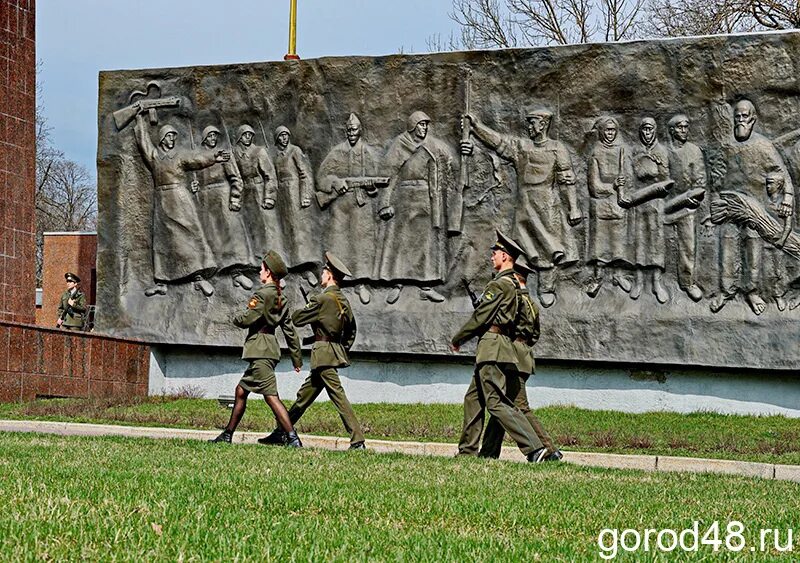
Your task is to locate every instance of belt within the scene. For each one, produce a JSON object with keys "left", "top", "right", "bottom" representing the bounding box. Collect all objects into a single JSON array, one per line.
[
  {"left": 486, "top": 325, "right": 510, "bottom": 336},
  {"left": 198, "top": 181, "right": 227, "bottom": 190},
  {"left": 314, "top": 335, "right": 340, "bottom": 343},
  {"left": 398, "top": 179, "right": 428, "bottom": 188},
  {"left": 156, "top": 183, "right": 182, "bottom": 191}
]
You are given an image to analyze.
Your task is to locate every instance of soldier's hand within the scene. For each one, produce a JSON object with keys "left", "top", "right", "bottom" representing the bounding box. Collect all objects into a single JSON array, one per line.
[
  {"left": 459, "top": 140, "right": 474, "bottom": 156},
  {"left": 190, "top": 180, "right": 200, "bottom": 193},
  {"left": 779, "top": 198, "right": 793, "bottom": 217},
  {"left": 332, "top": 178, "right": 348, "bottom": 194},
  {"left": 56, "top": 319, "right": 63, "bottom": 327},
  {"left": 262, "top": 198, "right": 275, "bottom": 210},
  {"left": 215, "top": 150, "right": 231, "bottom": 162},
  {"left": 379, "top": 206, "right": 395, "bottom": 220},
  {"left": 294, "top": 367, "right": 301, "bottom": 373},
  {"left": 300, "top": 197, "right": 311, "bottom": 208},
  {"left": 557, "top": 170, "right": 576, "bottom": 185},
  {"left": 68, "top": 298, "right": 75, "bottom": 307},
  {"left": 229, "top": 198, "right": 241, "bottom": 212},
  {"left": 450, "top": 344, "right": 460, "bottom": 353},
  {"left": 568, "top": 208, "right": 582, "bottom": 226},
  {"left": 613, "top": 176, "right": 627, "bottom": 189}
]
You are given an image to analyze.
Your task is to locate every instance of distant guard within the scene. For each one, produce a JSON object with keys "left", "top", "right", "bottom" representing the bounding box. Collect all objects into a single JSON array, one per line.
[{"left": 56, "top": 272, "right": 87, "bottom": 330}]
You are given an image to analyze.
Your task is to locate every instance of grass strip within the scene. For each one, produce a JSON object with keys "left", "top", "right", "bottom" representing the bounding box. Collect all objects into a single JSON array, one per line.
[{"left": 1, "top": 396, "right": 800, "bottom": 465}]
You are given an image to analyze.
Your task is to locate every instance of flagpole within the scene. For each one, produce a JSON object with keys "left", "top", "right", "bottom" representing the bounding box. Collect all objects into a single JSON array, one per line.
[{"left": 284, "top": 0, "right": 300, "bottom": 60}]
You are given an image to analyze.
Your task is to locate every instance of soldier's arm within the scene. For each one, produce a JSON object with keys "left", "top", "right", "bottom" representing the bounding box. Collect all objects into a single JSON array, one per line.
[
  {"left": 556, "top": 144, "right": 581, "bottom": 224},
  {"left": 469, "top": 118, "right": 507, "bottom": 156},
  {"left": 233, "top": 292, "right": 266, "bottom": 328},
  {"left": 224, "top": 158, "right": 244, "bottom": 205},
  {"left": 451, "top": 280, "right": 504, "bottom": 347},
  {"left": 133, "top": 113, "right": 157, "bottom": 169},
  {"left": 291, "top": 294, "right": 322, "bottom": 327},
  {"left": 588, "top": 157, "right": 610, "bottom": 198},
  {"left": 258, "top": 148, "right": 278, "bottom": 206},
  {"left": 181, "top": 150, "right": 218, "bottom": 172},
  {"left": 71, "top": 292, "right": 87, "bottom": 314},
  {"left": 57, "top": 296, "right": 65, "bottom": 318},
  {"left": 279, "top": 308, "right": 303, "bottom": 369},
  {"left": 530, "top": 299, "right": 541, "bottom": 346},
  {"left": 294, "top": 150, "right": 314, "bottom": 203},
  {"left": 343, "top": 309, "right": 357, "bottom": 351}
]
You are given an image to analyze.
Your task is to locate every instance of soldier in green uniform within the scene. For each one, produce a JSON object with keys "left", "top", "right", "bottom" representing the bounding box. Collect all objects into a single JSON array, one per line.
[
  {"left": 452, "top": 230, "right": 548, "bottom": 462},
  {"left": 210, "top": 251, "right": 304, "bottom": 446},
  {"left": 478, "top": 255, "right": 563, "bottom": 461},
  {"left": 56, "top": 272, "right": 87, "bottom": 330},
  {"left": 259, "top": 252, "right": 366, "bottom": 450}
]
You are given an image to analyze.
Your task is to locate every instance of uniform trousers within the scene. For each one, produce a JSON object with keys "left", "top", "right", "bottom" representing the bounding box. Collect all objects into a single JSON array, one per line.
[
  {"left": 479, "top": 371, "right": 555, "bottom": 458},
  {"left": 288, "top": 367, "right": 365, "bottom": 444},
  {"left": 457, "top": 362, "right": 543, "bottom": 456}
]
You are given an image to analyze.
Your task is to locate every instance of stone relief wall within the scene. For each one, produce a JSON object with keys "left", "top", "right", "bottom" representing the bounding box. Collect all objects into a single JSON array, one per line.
[{"left": 96, "top": 31, "right": 800, "bottom": 369}]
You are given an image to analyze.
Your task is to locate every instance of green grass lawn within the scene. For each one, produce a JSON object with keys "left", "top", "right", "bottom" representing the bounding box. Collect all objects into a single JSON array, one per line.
[
  {"left": 2, "top": 396, "right": 800, "bottom": 466},
  {"left": 0, "top": 433, "right": 797, "bottom": 561}
]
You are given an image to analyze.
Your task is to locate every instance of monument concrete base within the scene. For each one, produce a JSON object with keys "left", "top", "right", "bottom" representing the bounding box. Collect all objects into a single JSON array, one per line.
[{"left": 148, "top": 345, "right": 800, "bottom": 418}]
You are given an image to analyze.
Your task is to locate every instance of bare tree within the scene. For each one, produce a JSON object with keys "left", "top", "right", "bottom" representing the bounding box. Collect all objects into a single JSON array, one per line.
[
  {"left": 445, "top": 0, "right": 646, "bottom": 49},
  {"left": 35, "top": 64, "right": 97, "bottom": 286}
]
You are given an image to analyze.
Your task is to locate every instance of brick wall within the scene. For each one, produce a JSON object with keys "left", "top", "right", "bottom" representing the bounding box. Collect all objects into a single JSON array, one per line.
[
  {"left": 0, "top": 320, "right": 150, "bottom": 402},
  {"left": 40, "top": 233, "right": 97, "bottom": 327},
  {"left": 0, "top": 0, "right": 36, "bottom": 323}
]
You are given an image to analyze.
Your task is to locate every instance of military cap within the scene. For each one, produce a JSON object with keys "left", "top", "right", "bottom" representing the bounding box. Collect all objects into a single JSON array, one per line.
[
  {"left": 201, "top": 125, "right": 221, "bottom": 143},
  {"left": 262, "top": 250, "right": 288, "bottom": 280},
  {"left": 491, "top": 228, "right": 525, "bottom": 260},
  {"left": 525, "top": 108, "right": 553, "bottom": 120},
  {"left": 346, "top": 113, "right": 361, "bottom": 128},
  {"left": 65, "top": 272, "right": 81, "bottom": 283},
  {"left": 274, "top": 125, "right": 291, "bottom": 140},
  {"left": 513, "top": 255, "right": 536, "bottom": 277},
  {"left": 158, "top": 124, "right": 178, "bottom": 143},
  {"left": 406, "top": 110, "right": 431, "bottom": 132},
  {"left": 237, "top": 124, "right": 255, "bottom": 141},
  {"left": 324, "top": 251, "right": 353, "bottom": 279}
]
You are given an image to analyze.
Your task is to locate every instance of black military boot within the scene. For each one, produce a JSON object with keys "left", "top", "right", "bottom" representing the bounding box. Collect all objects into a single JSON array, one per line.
[
  {"left": 284, "top": 430, "right": 303, "bottom": 448},
  {"left": 257, "top": 429, "right": 286, "bottom": 445},
  {"left": 209, "top": 430, "right": 233, "bottom": 444},
  {"left": 526, "top": 447, "right": 548, "bottom": 463},
  {"left": 348, "top": 442, "right": 366, "bottom": 451},
  {"left": 545, "top": 449, "right": 564, "bottom": 462}
]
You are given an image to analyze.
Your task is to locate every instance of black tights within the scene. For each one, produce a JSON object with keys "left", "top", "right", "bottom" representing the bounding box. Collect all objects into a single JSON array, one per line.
[{"left": 224, "top": 385, "right": 294, "bottom": 433}]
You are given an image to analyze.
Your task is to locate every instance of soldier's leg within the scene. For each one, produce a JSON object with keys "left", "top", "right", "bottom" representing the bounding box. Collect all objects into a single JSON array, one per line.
[
  {"left": 478, "top": 363, "right": 543, "bottom": 456},
  {"left": 224, "top": 384, "right": 250, "bottom": 433},
  {"left": 744, "top": 235, "right": 766, "bottom": 314},
  {"left": 318, "top": 367, "right": 365, "bottom": 444},
  {"left": 287, "top": 370, "right": 326, "bottom": 425},
  {"left": 517, "top": 374, "right": 557, "bottom": 454},
  {"left": 478, "top": 371, "right": 522, "bottom": 459},
  {"left": 457, "top": 369, "right": 486, "bottom": 455}
]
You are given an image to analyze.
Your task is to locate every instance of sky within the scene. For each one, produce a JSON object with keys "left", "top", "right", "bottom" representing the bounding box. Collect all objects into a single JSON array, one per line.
[{"left": 37, "top": 0, "right": 459, "bottom": 179}]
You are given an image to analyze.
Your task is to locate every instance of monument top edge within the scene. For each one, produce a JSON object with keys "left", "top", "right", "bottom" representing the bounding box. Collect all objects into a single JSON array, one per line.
[{"left": 98, "top": 29, "right": 800, "bottom": 78}]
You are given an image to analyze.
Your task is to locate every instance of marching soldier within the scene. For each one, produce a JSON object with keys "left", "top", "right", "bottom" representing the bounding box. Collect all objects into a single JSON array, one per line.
[
  {"left": 210, "top": 250, "right": 303, "bottom": 446},
  {"left": 56, "top": 272, "right": 87, "bottom": 330},
  {"left": 259, "top": 252, "right": 366, "bottom": 450},
  {"left": 452, "top": 230, "right": 547, "bottom": 462},
  {"left": 478, "top": 256, "right": 562, "bottom": 461}
]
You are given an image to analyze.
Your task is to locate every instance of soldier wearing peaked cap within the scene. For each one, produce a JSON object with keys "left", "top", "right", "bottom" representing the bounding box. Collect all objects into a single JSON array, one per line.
[
  {"left": 478, "top": 254, "right": 563, "bottom": 461},
  {"left": 259, "top": 251, "right": 366, "bottom": 449},
  {"left": 452, "top": 229, "right": 548, "bottom": 463},
  {"left": 210, "top": 250, "right": 304, "bottom": 446},
  {"left": 57, "top": 272, "right": 87, "bottom": 330}
]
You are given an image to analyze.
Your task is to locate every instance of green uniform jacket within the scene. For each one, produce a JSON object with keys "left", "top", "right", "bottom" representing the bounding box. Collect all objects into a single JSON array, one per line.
[
  {"left": 58, "top": 289, "right": 87, "bottom": 328},
  {"left": 452, "top": 269, "right": 521, "bottom": 368},
  {"left": 292, "top": 285, "right": 356, "bottom": 369},
  {"left": 233, "top": 283, "right": 302, "bottom": 367},
  {"left": 513, "top": 288, "right": 541, "bottom": 375}
]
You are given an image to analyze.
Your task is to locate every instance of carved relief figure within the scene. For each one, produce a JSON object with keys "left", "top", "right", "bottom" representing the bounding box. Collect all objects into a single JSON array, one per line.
[
  {"left": 274, "top": 125, "right": 319, "bottom": 284},
  {"left": 710, "top": 99, "right": 795, "bottom": 315},
  {"left": 585, "top": 116, "right": 634, "bottom": 297},
  {"left": 196, "top": 125, "right": 253, "bottom": 290},
  {"left": 630, "top": 117, "right": 671, "bottom": 303},
  {"left": 460, "top": 108, "right": 581, "bottom": 308},
  {"left": 316, "top": 113, "right": 386, "bottom": 304},
  {"left": 234, "top": 124, "right": 283, "bottom": 266},
  {"left": 133, "top": 111, "right": 227, "bottom": 297},
  {"left": 375, "top": 111, "right": 460, "bottom": 304},
  {"left": 665, "top": 114, "right": 707, "bottom": 302}
]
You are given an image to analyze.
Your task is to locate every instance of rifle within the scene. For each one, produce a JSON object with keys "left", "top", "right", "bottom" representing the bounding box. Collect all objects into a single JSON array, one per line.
[
  {"left": 113, "top": 96, "right": 181, "bottom": 131},
  {"left": 461, "top": 277, "right": 480, "bottom": 309},
  {"left": 315, "top": 176, "right": 390, "bottom": 208},
  {"left": 56, "top": 291, "right": 82, "bottom": 327}
]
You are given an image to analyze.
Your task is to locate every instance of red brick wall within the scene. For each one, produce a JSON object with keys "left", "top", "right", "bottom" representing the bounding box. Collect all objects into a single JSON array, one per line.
[
  {"left": 0, "top": 0, "right": 36, "bottom": 323},
  {"left": 0, "top": 320, "right": 150, "bottom": 402},
  {"left": 40, "top": 233, "right": 97, "bottom": 327}
]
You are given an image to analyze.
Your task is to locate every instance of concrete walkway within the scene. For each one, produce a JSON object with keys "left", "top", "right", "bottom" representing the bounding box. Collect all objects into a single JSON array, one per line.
[{"left": 2, "top": 419, "right": 798, "bottom": 483}]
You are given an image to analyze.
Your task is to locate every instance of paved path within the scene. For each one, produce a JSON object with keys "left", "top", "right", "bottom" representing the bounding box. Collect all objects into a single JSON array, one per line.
[{"left": 1, "top": 419, "right": 798, "bottom": 482}]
